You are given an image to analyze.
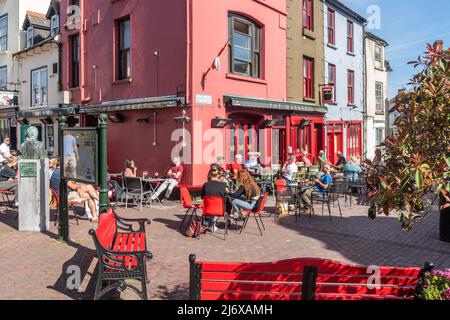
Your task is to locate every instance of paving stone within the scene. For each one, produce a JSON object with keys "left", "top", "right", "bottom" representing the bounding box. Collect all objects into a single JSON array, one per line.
[{"left": 0, "top": 198, "right": 449, "bottom": 300}]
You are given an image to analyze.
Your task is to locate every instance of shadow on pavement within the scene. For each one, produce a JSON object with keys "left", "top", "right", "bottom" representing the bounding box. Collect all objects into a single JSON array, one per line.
[
  {"left": 277, "top": 206, "right": 450, "bottom": 268},
  {"left": 44, "top": 230, "right": 98, "bottom": 300}
]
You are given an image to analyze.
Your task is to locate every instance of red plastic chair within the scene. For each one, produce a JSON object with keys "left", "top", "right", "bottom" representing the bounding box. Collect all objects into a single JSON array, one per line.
[
  {"left": 51, "top": 188, "right": 80, "bottom": 226},
  {"left": 240, "top": 193, "right": 268, "bottom": 236},
  {"left": 179, "top": 187, "right": 203, "bottom": 231},
  {"left": 202, "top": 196, "right": 227, "bottom": 240}
]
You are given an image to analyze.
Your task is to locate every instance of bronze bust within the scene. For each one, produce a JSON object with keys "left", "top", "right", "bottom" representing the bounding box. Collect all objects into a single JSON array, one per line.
[{"left": 20, "top": 126, "right": 45, "bottom": 159}]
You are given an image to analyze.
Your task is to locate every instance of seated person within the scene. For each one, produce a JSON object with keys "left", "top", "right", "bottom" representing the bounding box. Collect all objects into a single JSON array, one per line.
[
  {"left": 299, "top": 165, "right": 333, "bottom": 208},
  {"left": 201, "top": 166, "right": 228, "bottom": 233},
  {"left": 49, "top": 158, "right": 99, "bottom": 221},
  {"left": 281, "top": 156, "right": 298, "bottom": 183},
  {"left": 332, "top": 151, "right": 347, "bottom": 172},
  {"left": 231, "top": 154, "right": 243, "bottom": 178},
  {"left": 343, "top": 156, "right": 362, "bottom": 181},
  {"left": 229, "top": 170, "right": 261, "bottom": 220},
  {"left": 49, "top": 158, "right": 61, "bottom": 193},
  {"left": 318, "top": 150, "right": 328, "bottom": 171},
  {"left": 124, "top": 159, "right": 137, "bottom": 177},
  {"left": 150, "top": 157, "right": 183, "bottom": 203},
  {"left": 299, "top": 149, "right": 312, "bottom": 167},
  {"left": 0, "top": 158, "right": 18, "bottom": 205},
  {"left": 0, "top": 136, "right": 13, "bottom": 163},
  {"left": 67, "top": 181, "right": 99, "bottom": 221},
  {"left": 245, "top": 151, "right": 261, "bottom": 172}
]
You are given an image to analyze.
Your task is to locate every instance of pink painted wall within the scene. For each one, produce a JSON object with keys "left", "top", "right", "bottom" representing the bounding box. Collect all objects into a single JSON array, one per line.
[
  {"left": 60, "top": 0, "right": 188, "bottom": 103},
  {"left": 188, "top": 0, "right": 287, "bottom": 185},
  {"left": 60, "top": 0, "right": 287, "bottom": 186}
]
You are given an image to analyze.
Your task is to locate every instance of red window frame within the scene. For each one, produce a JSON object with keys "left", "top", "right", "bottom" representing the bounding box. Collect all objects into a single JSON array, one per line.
[
  {"left": 328, "top": 63, "right": 336, "bottom": 102},
  {"left": 347, "top": 123, "right": 362, "bottom": 159},
  {"left": 303, "top": 0, "right": 313, "bottom": 31},
  {"left": 347, "top": 20, "right": 354, "bottom": 53},
  {"left": 327, "top": 9, "right": 335, "bottom": 45},
  {"left": 347, "top": 70, "right": 354, "bottom": 105},
  {"left": 303, "top": 57, "right": 314, "bottom": 99}
]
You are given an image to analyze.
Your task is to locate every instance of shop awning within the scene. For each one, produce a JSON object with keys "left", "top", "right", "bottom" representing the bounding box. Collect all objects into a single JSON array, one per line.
[
  {"left": 0, "top": 107, "right": 19, "bottom": 119},
  {"left": 81, "top": 95, "right": 186, "bottom": 114},
  {"left": 17, "top": 106, "right": 79, "bottom": 119},
  {"left": 224, "top": 94, "right": 327, "bottom": 114}
]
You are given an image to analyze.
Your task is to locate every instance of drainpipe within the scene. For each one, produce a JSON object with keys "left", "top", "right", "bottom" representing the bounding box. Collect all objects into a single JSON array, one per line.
[
  {"left": 362, "top": 23, "right": 368, "bottom": 160},
  {"left": 186, "top": 0, "right": 194, "bottom": 183},
  {"left": 80, "top": 0, "right": 90, "bottom": 104}
]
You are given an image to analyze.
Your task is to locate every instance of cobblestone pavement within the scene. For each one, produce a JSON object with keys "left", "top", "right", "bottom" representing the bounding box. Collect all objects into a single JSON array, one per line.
[{"left": 0, "top": 197, "right": 449, "bottom": 300}]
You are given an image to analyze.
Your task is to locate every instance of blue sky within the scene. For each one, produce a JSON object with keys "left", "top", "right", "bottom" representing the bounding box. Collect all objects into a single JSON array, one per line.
[{"left": 341, "top": 0, "right": 450, "bottom": 98}]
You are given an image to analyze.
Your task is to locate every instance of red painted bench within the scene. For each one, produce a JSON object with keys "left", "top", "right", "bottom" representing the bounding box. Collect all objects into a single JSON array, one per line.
[
  {"left": 189, "top": 255, "right": 433, "bottom": 300},
  {"left": 89, "top": 208, "right": 153, "bottom": 300}
]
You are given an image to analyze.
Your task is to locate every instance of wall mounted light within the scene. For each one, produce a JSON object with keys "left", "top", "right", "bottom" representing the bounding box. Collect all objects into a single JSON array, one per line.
[
  {"left": 262, "top": 118, "right": 276, "bottom": 128},
  {"left": 299, "top": 119, "right": 312, "bottom": 128},
  {"left": 17, "top": 118, "right": 29, "bottom": 125},
  {"left": 137, "top": 117, "right": 150, "bottom": 123},
  {"left": 108, "top": 113, "right": 124, "bottom": 123},
  {"left": 39, "top": 117, "right": 53, "bottom": 125},
  {"left": 174, "top": 110, "right": 191, "bottom": 124},
  {"left": 211, "top": 117, "right": 232, "bottom": 128}
]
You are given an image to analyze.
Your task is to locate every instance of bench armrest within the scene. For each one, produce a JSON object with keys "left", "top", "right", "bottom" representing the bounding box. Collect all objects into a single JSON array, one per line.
[
  {"left": 100, "top": 249, "right": 153, "bottom": 272},
  {"left": 115, "top": 215, "right": 151, "bottom": 233}
]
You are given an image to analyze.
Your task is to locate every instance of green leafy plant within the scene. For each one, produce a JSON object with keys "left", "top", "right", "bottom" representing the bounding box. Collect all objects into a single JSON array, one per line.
[
  {"left": 418, "top": 269, "right": 450, "bottom": 300},
  {"left": 364, "top": 43, "right": 450, "bottom": 231}
]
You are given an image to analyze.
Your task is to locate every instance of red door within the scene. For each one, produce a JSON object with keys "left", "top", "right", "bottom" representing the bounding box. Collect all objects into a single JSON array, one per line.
[{"left": 327, "top": 132, "right": 334, "bottom": 164}]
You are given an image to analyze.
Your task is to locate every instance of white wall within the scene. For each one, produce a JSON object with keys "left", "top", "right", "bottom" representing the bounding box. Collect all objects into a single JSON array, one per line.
[
  {"left": 323, "top": 2, "right": 365, "bottom": 123},
  {"left": 365, "top": 36, "right": 389, "bottom": 160},
  {"left": 0, "top": 0, "right": 49, "bottom": 92}
]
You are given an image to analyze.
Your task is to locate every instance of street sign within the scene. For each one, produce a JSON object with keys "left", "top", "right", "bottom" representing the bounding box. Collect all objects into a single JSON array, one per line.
[
  {"left": 322, "top": 86, "right": 334, "bottom": 104},
  {"left": 195, "top": 94, "right": 213, "bottom": 105}
]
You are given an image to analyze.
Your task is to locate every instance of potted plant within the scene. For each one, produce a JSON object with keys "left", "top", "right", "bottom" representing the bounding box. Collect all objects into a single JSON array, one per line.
[
  {"left": 364, "top": 42, "right": 450, "bottom": 240},
  {"left": 417, "top": 268, "right": 450, "bottom": 300}
]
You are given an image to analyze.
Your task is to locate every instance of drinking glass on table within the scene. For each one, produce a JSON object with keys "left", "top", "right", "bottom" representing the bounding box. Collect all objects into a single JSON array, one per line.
[{"left": 143, "top": 171, "right": 149, "bottom": 179}]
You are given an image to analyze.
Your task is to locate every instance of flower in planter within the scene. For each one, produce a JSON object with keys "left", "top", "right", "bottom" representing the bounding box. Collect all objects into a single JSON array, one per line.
[{"left": 420, "top": 269, "right": 450, "bottom": 300}]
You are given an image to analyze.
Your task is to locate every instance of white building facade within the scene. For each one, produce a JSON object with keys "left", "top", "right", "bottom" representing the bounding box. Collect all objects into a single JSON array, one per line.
[
  {"left": 364, "top": 32, "right": 390, "bottom": 160},
  {"left": 0, "top": 0, "right": 50, "bottom": 149},
  {"left": 323, "top": 0, "right": 366, "bottom": 164}
]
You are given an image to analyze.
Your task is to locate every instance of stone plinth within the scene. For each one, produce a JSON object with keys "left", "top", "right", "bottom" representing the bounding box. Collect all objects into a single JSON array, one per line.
[{"left": 18, "top": 159, "right": 50, "bottom": 232}]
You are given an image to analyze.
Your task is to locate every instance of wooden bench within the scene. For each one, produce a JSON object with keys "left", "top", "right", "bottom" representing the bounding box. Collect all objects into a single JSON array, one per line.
[
  {"left": 189, "top": 255, "right": 433, "bottom": 300},
  {"left": 89, "top": 208, "right": 152, "bottom": 300}
]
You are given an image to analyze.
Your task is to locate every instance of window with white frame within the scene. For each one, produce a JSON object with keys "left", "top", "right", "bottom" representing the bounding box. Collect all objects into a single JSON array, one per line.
[
  {"left": 50, "top": 15, "right": 60, "bottom": 37},
  {"left": 0, "top": 66, "right": 7, "bottom": 89},
  {"left": 375, "top": 128, "right": 385, "bottom": 146},
  {"left": 0, "top": 15, "right": 7, "bottom": 52},
  {"left": 375, "top": 44, "right": 382, "bottom": 62},
  {"left": 31, "top": 67, "right": 48, "bottom": 107},
  {"left": 375, "top": 82, "right": 384, "bottom": 113},
  {"left": 27, "top": 26, "right": 34, "bottom": 48}
]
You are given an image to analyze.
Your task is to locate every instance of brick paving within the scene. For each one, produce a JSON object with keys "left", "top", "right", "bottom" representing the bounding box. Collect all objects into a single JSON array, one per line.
[{"left": 0, "top": 197, "right": 449, "bottom": 300}]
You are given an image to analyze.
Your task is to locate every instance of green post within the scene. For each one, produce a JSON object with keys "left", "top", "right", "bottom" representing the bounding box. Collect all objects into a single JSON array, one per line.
[
  {"left": 57, "top": 115, "right": 69, "bottom": 241},
  {"left": 98, "top": 113, "right": 109, "bottom": 214}
]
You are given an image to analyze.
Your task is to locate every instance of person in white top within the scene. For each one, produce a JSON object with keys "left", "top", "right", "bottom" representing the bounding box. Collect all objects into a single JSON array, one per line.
[
  {"left": 282, "top": 156, "right": 298, "bottom": 182},
  {"left": 0, "top": 136, "right": 12, "bottom": 163}
]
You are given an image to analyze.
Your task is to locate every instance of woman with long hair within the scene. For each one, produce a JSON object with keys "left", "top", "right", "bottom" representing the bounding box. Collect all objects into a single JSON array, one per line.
[
  {"left": 124, "top": 159, "right": 137, "bottom": 177},
  {"left": 230, "top": 170, "right": 261, "bottom": 219}
]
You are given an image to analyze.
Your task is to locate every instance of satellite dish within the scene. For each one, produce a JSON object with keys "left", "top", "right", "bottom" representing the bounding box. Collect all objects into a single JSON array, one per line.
[{"left": 214, "top": 57, "right": 221, "bottom": 71}]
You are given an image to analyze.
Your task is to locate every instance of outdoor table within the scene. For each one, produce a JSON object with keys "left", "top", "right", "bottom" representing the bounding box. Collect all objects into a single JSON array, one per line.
[{"left": 142, "top": 178, "right": 168, "bottom": 207}]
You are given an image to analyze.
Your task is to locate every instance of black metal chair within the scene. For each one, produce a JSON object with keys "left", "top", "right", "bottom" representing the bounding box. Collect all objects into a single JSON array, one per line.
[
  {"left": 312, "top": 183, "right": 342, "bottom": 222},
  {"left": 124, "top": 177, "right": 152, "bottom": 211}
]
